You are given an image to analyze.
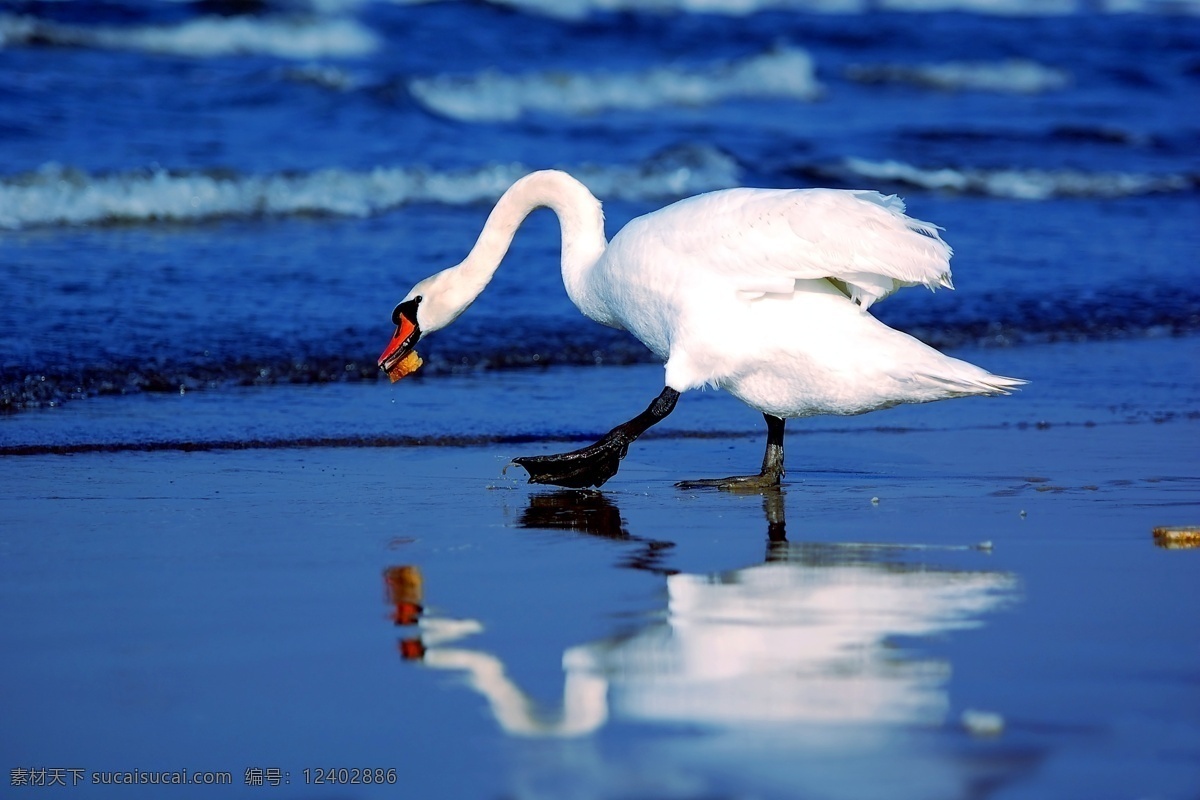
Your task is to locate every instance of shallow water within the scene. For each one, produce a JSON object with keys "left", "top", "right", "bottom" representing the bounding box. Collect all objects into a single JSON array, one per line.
[
  {"left": 3, "top": 395, "right": 1197, "bottom": 798},
  {"left": 1, "top": 336, "right": 1197, "bottom": 454},
  {"left": 3, "top": 337, "right": 1200, "bottom": 798}
]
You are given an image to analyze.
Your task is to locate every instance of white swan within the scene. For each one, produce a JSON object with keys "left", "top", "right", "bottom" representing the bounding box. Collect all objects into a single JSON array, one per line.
[{"left": 378, "top": 170, "right": 1023, "bottom": 489}]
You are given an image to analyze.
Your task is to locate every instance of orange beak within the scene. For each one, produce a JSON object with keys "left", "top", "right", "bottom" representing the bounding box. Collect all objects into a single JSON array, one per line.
[{"left": 378, "top": 313, "right": 422, "bottom": 382}]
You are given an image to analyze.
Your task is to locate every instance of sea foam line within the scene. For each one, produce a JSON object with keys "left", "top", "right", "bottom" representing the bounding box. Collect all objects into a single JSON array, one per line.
[
  {"left": 468, "top": 0, "right": 1200, "bottom": 18},
  {"left": 845, "top": 59, "right": 1071, "bottom": 93},
  {"left": 0, "top": 147, "right": 741, "bottom": 230},
  {"left": 408, "top": 47, "right": 822, "bottom": 122},
  {"left": 0, "top": 13, "right": 378, "bottom": 59},
  {"left": 838, "top": 157, "right": 1195, "bottom": 199}
]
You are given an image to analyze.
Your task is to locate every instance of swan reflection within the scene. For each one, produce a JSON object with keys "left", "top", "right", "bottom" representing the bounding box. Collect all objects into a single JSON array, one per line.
[{"left": 385, "top": 490, "right": 1014, "bottom": 738}]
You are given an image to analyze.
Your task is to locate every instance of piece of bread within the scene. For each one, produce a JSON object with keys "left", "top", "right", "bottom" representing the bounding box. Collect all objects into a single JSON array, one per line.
[{"left": 387, "top": 351, "right": 423, "bottom": 383}]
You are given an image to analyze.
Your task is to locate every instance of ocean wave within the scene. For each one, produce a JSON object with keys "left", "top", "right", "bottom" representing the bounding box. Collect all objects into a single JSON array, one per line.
[
  {"left": 882, "top": 0, "right": 1200, "bottom": 12},
  {"left": 279, "top": 63, "right": 365, "bottom": 91},
  {"left": 408, "top": 47, "right": 821, "bottom": 122},
  {"left": 905, "top": 125, "right": 1157, "bottom": 148},
  {"left": 845, "top": 59, "right": 1070, "bottom": 93},
  {"left": 0, "top": 146, "right": 741, "bottom": 230},
  {"left": 467, "top": 0, "right": 1200, "bottom": 18},
  {"left": 825, "top": 158, "right": 1195, "bottom": 199},
  {"left": 0, "top": 13, "right": 378, "bottom": 59}
]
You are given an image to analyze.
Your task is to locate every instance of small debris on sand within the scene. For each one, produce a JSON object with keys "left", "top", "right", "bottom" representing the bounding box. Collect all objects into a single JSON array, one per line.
[{"left": 1152, "top": 525, "right": 1200, "bottom": 549}]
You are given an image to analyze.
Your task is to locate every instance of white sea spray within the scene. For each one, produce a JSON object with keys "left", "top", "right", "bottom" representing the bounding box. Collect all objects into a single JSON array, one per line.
[
  {"left": 469, "top": 0, "right": 1200, "bottom": 17},
  {"left": 845, "top": 59, "right": 1071, "bottom": 93},
  {"left": 409, "top": 47, "right": 822, "bottom": 122},
  {"left": 0, "top": 148, "right": 741, "bottom": 230},
  {"left": 0, "top": 13, "right": 379, "bottom": 59},
  {"left": 840, "top": 157, "right": 1194, "bottom": 199}
]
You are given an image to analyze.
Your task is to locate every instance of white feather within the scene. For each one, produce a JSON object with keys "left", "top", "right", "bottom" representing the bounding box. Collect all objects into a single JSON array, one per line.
[{"left": 404, "top": 170, "right": 1022, "bottom": 423}]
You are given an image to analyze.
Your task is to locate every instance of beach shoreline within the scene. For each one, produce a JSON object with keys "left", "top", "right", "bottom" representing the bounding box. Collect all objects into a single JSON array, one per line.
[{"left": 2, "top": 336, "right": 1197, "bottom": 798}]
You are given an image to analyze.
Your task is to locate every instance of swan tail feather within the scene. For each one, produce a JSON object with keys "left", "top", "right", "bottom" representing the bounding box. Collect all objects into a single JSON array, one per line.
[{"left": 918, "top": 371, "right": 1028, "bottom": 398}]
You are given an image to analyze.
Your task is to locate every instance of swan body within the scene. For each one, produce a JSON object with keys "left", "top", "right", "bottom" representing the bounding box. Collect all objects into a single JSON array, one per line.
[{"left": 379, "top": 170, "right": 1023, "bottom": 488}]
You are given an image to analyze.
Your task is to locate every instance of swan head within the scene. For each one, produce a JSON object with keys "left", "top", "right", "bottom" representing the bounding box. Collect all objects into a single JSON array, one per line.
[
  {"left": 377, "top": 295, "right": 425, "bottom": 382},
  {"left": 378, "top": 264, "right": 482, "bottom": 381},
  {"left": 378, "top": 253, "right": 500, "bottom": 382}
]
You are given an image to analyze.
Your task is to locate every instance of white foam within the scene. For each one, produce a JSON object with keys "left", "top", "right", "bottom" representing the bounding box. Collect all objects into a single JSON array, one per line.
[
  {"left": 470, "top": 0, "right": 1200, "bottom": 16},
  {"left": 0, "top": 148, "right": 740, "bottom": 230},
  {"left": 0, "top": 14, "right": 37, "bottom": 47},
  {"left": 0, "top": 14, "right": 378, "bottom": 59},
  {"left": 885, "top": 0, "right": 1200, "bottom": 11},
  {"left": 841, "top": 157, "right": 1194, "bottom": 199},
  {"left": 280, "top": 63, "right": 364, "bottom": 91},
  {"left": 409, "top": 47, "right": 821, "bottom": 122},
  {"left": 846, "top": 59, "right": 1071, "bottom": 93},
  {"left": 480, "top": 0, "right": 859, "bottom": 17},
  {"left": 878, "top": 0, "right": 1077, "bottom": 12}
]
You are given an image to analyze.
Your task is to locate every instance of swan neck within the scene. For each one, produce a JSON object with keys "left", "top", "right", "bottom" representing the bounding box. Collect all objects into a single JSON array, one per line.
[{"left": 462, "top": 170, "right": 606, "bottom": 308}]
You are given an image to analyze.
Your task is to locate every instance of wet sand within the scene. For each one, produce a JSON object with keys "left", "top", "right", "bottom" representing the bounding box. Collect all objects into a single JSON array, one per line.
[{"left": 2, "top": 337, "right": 1198, "bottom": 799}]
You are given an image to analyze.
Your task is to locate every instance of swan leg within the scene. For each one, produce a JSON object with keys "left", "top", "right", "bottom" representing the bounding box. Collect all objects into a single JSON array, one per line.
[
  {"left": 513, "top": 387, "right": 680, "bottom": 489},
  {"left": 677, "top": 414, "right": 786, "bottom": 492}
]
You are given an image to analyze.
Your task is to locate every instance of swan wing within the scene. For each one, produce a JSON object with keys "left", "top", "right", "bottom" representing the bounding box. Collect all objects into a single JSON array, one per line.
[{"left": 643, "top": 188, "right": 954, "bottom": 309}]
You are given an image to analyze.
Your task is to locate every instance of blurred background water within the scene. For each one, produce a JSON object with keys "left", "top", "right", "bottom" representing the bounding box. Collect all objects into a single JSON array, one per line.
[{"left": 1, "top": 0, "right": 1198, "bottom": 421}]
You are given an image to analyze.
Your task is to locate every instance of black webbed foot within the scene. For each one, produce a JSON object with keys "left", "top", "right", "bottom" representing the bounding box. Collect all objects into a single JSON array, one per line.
[
  {"left": 675, "top": 471, "right": 782, "bottom": 493},
  {"left": 510, "top": 387, "right": 681, "bottom": 490},
  {"left": 512, "top": 434, "right": 632, "bottom": 489},
  {"left": 676, "top": 413, "right": 786, "bottom": 493}
]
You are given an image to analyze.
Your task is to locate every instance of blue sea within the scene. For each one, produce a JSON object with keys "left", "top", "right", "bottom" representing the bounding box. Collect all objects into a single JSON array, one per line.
[{"left": 2, "top": 0, "right": 1199, "bottom": 431}]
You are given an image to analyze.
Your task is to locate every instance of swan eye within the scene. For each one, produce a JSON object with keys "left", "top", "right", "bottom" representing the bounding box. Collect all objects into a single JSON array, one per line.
[{"left": 392, "top": 296, "right": 422, "bottom": 326}]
